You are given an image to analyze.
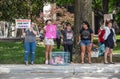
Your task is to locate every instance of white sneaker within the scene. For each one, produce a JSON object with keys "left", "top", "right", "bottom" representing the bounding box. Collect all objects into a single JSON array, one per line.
[
  {"left": 45, "top": 60, "right": 48, "bottom": 65},
  {"left": 31, "top": 61, "right": 34, "bottom": 65},
  {"left": 25, "top": 61, "right": 28, "bottom": 65}
]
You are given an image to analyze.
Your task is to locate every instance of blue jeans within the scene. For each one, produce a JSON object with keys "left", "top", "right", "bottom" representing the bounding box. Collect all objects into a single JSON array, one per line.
[
  {"left": 80, "top": 40, "right": 91, "bottom": 46},
  {"left": 24, "top": 42, "right": 36, "bottom": 62}
]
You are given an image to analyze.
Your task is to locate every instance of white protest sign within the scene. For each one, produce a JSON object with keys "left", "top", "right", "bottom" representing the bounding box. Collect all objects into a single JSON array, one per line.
[
  {"left": 104, "top": 14, "right": 113, "bottom": 21},
  {"left": 43, "top": 3, "right": 52, "bottom": 21},
  {"left": 16, "top": 19, "right": 31, "bottom": 29}
]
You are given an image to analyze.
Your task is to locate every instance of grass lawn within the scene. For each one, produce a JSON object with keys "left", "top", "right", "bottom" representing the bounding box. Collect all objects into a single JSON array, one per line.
[
  {"left": 0, "top": 41, "right": 63, "bottom": 64},
  {"left": 114, "top": 35, "right": 120, "bottom": 53},
  {"left": 0, "top": 35, "right": 119, "bottom": 64}
]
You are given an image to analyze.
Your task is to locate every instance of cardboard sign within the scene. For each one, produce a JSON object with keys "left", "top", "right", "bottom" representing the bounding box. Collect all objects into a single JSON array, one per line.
[
  {"left": 91, "top": 51, "right": 99, "bottom": 57},
  {"left": 16, "top": 19, "right": 31, "bottom": 29},
  {"left": 45, "top": 25, "right": 56, "bottom": 38},
  {"left": 43, "top": 3, "right": 52, "bottom": 21},
  {"left": 51, "top": 52, "right": 70, "bottom": 65},
  {"left": 104, "top": 14, "right": 113, "bottom": 21}
]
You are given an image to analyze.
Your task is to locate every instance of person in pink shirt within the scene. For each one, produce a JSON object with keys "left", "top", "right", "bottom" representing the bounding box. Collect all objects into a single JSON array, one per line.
[{"left": 44, "top": 19, "right": 56, "bottom": 64}]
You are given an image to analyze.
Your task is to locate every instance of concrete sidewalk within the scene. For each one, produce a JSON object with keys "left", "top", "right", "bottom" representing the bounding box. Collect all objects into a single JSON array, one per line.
[{"left": 0, "top": 63, "right": 120, "bottom": 74}]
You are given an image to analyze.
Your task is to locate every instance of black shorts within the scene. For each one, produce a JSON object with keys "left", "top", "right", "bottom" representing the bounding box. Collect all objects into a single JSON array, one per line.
[{"left": 105, "top": 40, "right": 114, "bottom": 49}]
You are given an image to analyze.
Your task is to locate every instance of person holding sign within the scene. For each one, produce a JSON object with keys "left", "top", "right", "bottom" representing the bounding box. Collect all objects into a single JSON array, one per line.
[
  {"left": 104, "top": 20, "right": 117, "bottom": 64},
  {"left": 44, "top": 19, "right": 56, "bottom": 64},
  {"left": 22, "top": 23, "right": 38, "bottom": 65}
]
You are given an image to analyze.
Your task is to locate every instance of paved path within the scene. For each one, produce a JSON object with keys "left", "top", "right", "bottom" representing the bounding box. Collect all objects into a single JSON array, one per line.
[{"left": 0, "top": 63, "right": 120, "bottom": 79}]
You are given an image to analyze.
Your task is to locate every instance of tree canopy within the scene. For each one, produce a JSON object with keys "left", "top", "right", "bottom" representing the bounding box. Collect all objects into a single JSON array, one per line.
[
  {"left": 0, "top": 0, "right": 44, "bottom": 21},
  {"left": 0, "top": 0, "right": 120, "bottom": 24}
]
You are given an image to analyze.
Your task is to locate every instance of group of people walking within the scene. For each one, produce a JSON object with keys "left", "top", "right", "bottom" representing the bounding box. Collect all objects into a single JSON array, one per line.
[{"left": 22, "top": 19, "right": 117, "bottom": 65}]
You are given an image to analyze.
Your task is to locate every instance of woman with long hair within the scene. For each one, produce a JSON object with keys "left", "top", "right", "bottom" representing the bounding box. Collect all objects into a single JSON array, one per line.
[
  {"left": 44, "top": 19, "right": 56, "bottom": 64},
  {"left": 78, "top": 21, "right": 94, "bottom": 64},
  {"left": 104, "top": 20, "right": 117, "bottom": 64},
  {"left": 22, "top": 23, "right": 38, "bottom": 65}
]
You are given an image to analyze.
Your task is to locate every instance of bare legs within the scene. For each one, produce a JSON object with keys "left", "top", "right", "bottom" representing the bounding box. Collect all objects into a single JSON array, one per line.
[
  {"left": 49, "top": 45, "right": 53, "bottom": 59},
  {"left": 45, "top": 45, "right": 49, "bottom": 61},
  {"left": 109, "top": 49, "right": 113, "bottom": 63},
  {"left": 81, "top": 44, "right": 92, "bottom": 63},
  {"left": 81, "top": 46, "right": 85, "bottom": 63},
  {"left": 104, "top": 47, "right": 109, "bottom": 63},
  {"left": 104, "top": 47, "right": 113, "bottom": 63},
  {"left": 87, "top": 45, "right": 92, "bottom": 63},
  {"left": 45, "top": 45, "right": 53, "bottom": 64}
]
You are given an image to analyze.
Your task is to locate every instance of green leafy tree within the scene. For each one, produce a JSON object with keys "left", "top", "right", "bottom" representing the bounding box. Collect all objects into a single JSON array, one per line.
[{"left": 0, "top": 0, "right": 44, "bottom": 22}]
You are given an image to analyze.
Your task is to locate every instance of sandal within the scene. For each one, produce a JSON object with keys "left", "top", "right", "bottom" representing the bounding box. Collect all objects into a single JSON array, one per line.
[
  {"left": 88, "top": 62, "right": 92, "bottom": 64},
  {"left": 104, "top": 62, "right": 109, "bottom": 64},
  {"left": 110, "top": 62, "right": 115, "bottom": 64},
  {"left": 81, "top": 62, "right": 84, "bottom": 64}
]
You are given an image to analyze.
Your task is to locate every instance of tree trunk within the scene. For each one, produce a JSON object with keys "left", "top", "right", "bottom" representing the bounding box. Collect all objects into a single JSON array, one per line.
[
  {"left": 74, "top": 0, "right": 92, "bottom": 62},
  {"left": 74, "top": 0, "right": 92, "bottom": 47},
  {"left": 102, "top": 0, "right": 109, "bottom": 14}
]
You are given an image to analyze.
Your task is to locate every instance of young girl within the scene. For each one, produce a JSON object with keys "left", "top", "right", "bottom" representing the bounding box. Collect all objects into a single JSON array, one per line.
[{"left": 44, "top": 19, "right": 56, "bottom": 64}]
